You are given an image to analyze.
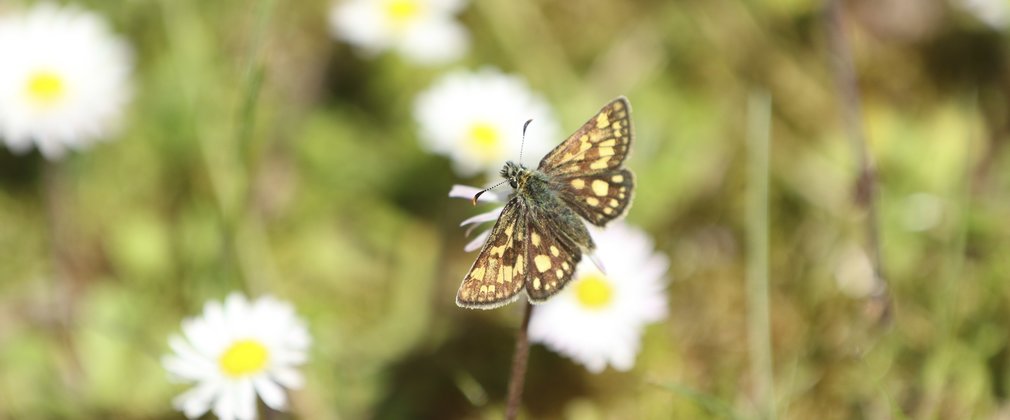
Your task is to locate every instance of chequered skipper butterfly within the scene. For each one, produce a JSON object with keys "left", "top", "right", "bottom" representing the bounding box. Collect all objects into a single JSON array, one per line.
[{"left": 456, "top": 97, "right": 635, "bottom": 309}]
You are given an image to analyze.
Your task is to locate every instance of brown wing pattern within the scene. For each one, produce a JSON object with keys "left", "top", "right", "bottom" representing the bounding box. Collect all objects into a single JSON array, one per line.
[
  {"left": 538, "top": 97, "right": 632, "bottom": 177},
  {"left": 524, "top": 216, "right": 581, "bottom": 302},
  {"left": 553, "top": 168, "right": 634, "bottom": 227},
  {"left": 455, "top": 200, "right": 529, "bottom": 309}
]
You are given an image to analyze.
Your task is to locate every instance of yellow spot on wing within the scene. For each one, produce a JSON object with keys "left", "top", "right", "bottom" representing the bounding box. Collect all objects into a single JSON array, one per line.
[
  {"left": 571, "top": 179, "right": 585, "bottom": 189},
  {"left": 533, "top": 278, "right": 542, "bottom": 290},
  {"left": 612, "top": 174, "right": 624, "bottom": 183},
  {"left": 534, "top": 255, "right": 552, "bottom": 272},
  {"left": 590, "top": 157, "right": 611, "bottom": 170},
  {"left": 531, "top": 232, "right": 541, "bottom": 246},
  {"left": 586, "top": 197, "right": 600, "bottom": 206},
  {"left": 550, "top": 245, "right": 560, "bottom": 257},
  {"left": 591, "top": 180, "right": 609, "bottom": 196},
  {"left": 471, "top": 266, "right": 485, "bottom": 281},
  {"left": 596, "top": 113, "right": 610, "bottom": 129},
  {"left": 556, "top": 269, "right": 564, "bottom": 278}
]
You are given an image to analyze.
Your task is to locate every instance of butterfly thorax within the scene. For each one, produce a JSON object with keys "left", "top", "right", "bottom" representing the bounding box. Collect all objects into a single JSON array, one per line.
[{"left": 500, "top": 160, "right": 595, "bottom": 252}]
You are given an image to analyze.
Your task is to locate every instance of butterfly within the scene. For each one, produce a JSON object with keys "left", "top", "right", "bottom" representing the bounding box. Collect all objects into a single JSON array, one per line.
[{"left": 456, "top": 97, "right": 635, "bottom": 309}]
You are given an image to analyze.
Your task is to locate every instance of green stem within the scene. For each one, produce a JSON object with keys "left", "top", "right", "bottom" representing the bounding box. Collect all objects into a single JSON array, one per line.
[{"left": 746, "top": 90, "right": 775, "bottom": 420}]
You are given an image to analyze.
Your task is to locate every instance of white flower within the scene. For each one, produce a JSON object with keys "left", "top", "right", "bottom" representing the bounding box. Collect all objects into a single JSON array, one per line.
[
  {"left": 416, "top": 69, "right": 560, "bottom": 177},
  {"left": 0, "top": 4, "right": 132, "bottom": 159},
  {"left": 959, "top": 0, "right": 1009, "bottom": 29},
  {"left": 329, "top": 0, "right": 469, "bottom": 65},
  {"left": 162, "top": 293, "right": 311, "bottom": 420},
  {"left": 529, "top": 223, "right": 668, "bottom": 373}
]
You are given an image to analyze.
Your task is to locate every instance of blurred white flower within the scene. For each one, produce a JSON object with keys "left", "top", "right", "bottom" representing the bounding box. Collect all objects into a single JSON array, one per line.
[
  {"left": 959, "top": 0, "right": 1009, "bottom": 29},
  {"left": 901, "top": 192, "right": 944, "bottom": 232},
  {"left": 833, "top": 245, "right": 878, "bottom": 299},
  {"left": 329, "top": 0, "right": 469, "bottom": 65},
  {"left": 0, "top": 4, "right": 132, "bottom": 159},
  {"left": 163, "top": 293, "right": 311, "bottom": 420},
  {"left": 529, "top": 223, "right": 668, "bottom": 373},
  {"left": 416, "top": 68, "right": 559, "bottom": 177}
]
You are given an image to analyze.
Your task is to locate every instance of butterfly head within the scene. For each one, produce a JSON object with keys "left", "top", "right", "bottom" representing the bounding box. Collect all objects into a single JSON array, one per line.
[{"left": 500, "top": 161, "right": 527, "bottom": 189}]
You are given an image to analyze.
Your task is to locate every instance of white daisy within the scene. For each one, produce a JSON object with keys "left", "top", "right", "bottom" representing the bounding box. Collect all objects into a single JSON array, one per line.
[
  {"left": 416, "top": 68, "right": 560, "bottom": 177},
  {"left": 528, "top": 222, "right": 668, "bottom": 373},
  {"left": 959, "top": 0, "right": 1009, "bottom": 29},
  {"left": 329, "top": 0, "right": 469, "bottom": 65},
  {"left": 162, "top": 293, "right": 311, "bottom": 420},
  {"left": 0, "top": 3, "right": 132, "bottom": 159}
]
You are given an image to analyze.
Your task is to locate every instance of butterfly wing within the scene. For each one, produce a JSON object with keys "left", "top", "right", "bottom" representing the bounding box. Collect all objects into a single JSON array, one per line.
[
  {"left": 456, "top": 199, "right": 531, "bottom": 309},
  {"left": 540, "top": 97, "right": 634, "bottom": 227},
  {"left": 550, "top": 169, "right": 634, "bottom": 227},
  {"left": 524, "top": 214, "right": 582, "bottom": 303},
  {"left": 538, "top": 97, "right": 632, "bottom": 177}
]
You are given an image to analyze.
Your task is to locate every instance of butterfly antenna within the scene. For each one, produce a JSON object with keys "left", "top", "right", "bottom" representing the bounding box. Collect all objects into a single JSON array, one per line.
[
  {"left": 519, "top": 119, "right": 533, "bottom": 165},
  {"left": 472, "top": 179, "right": 508, "bottom": 206}
]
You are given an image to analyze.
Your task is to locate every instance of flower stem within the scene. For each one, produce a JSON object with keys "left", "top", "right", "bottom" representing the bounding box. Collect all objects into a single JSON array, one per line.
[
  {"left": 746, "top": 90, "right": 775, "bottom": 419},
  {"left": 505, "top": 301, "right": 533, "bottom": 420},
  {"left": 825, "top": 0, "right": 891, "bottom": 323}
]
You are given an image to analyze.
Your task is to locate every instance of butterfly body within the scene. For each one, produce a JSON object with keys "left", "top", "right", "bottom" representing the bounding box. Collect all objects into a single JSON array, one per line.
[
  {"left": 457, "top": 97, "right": 634, "bottom": 309},
  {"left": 501, "top": 161, "right": 597, "bottom": 255}
]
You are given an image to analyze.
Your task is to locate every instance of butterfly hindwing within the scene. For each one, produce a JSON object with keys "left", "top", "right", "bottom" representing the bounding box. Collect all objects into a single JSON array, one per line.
[
  {"left": 553, "top": 168, "right": 634, "bottom": 227},
  {"left": 538, "top": 97, "right": 632, "bottom": 177},
  {"left": 456, "top": 199, "right": 529, "bottom": 309},
  {"left": 524, "top": 215, "right": 581, "bottom": 302}
]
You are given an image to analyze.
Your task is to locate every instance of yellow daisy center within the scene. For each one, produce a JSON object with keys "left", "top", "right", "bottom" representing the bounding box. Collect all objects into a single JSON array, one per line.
[
  {"left": 383, "top": 0, "right": 422, "bottom": 27},
  {"left": 574, "top": 273, "right": 614, "bottom": 310},
  {"left": 467, "top": 122, "right": 504, "bottom": 162},
  {"left": 26, "top": 71, "right": 67, "bottom": 106},
  {"left": 219, "top": 339, "right": 270, "bottom": 378}
]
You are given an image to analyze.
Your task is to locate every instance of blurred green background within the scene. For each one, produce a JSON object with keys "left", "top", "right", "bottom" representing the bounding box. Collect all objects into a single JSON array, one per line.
[{"left": 2, "top": 0, "right": 1010, "bottom": 418}]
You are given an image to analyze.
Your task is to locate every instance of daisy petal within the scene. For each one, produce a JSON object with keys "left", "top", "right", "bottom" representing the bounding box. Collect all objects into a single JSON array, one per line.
[
  {"left": 459, "top": 207, "right": 503, "bottom": 227},
  {"left": 254, "top": 376, "right": 288, "bottom": 410},
  {"left": 464, "top": 229, "right": 490, "bottom": 252},
  {"left": 449, "top": 184, "right": 502, "bottom": 203}
]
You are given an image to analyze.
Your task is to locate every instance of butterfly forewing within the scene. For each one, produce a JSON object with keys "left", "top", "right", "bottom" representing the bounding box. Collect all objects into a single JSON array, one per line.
[
  {"left": 538, "top": 97, "right": 632, "bottom": 177},
  {"left": 456, "top": 199, "right": 530, "bottom": 309},
  {"left": 524, "top": 216, "right": 581, "bottom": 302}
]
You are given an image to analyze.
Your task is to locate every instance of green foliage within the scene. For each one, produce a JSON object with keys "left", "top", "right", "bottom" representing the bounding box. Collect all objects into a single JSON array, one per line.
[{"left": 2, "top": 0, "right": 1010, "bottom": 418}]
